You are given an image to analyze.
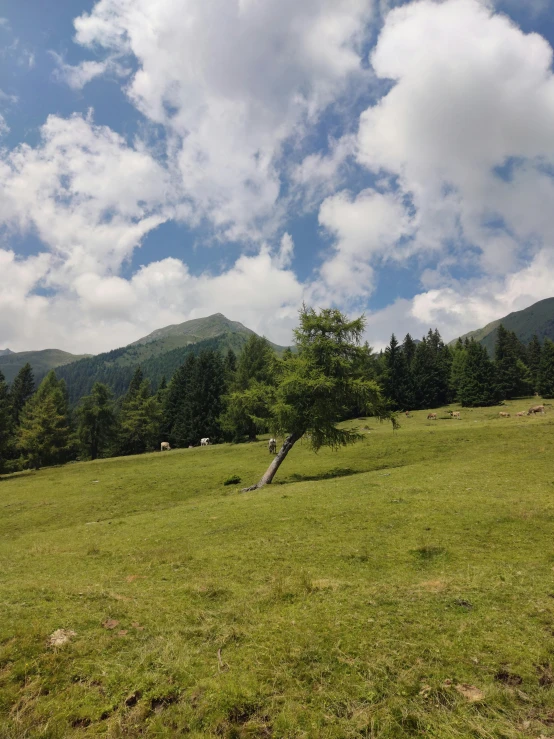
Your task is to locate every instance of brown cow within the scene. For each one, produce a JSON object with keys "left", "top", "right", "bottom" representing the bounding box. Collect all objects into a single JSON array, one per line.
[
  {"left": 452, "top": 411, "right": 461, "bottom": 419},
  {"left": 528, "top": 405, "right": 545, "bottom": 415},
  {"left": 516, "top": 411, "right": 526, "bottom": 417},
  {"left": 499, "top": 412, "right": 510, "bottom": 418},
  {"left": 427, "top": 413, "right": 437, "bottom": 420},
  {"left": 405, "top": 411, "right": 411, "bottom": 417}
]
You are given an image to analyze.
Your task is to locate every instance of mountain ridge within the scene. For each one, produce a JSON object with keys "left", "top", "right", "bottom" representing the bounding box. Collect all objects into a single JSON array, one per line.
[
  {"left": 0, "top": 349, "right": 91, "bottom": 384},
  {"left": 451, "top": 297, "right": 554, "bottom": 354}
]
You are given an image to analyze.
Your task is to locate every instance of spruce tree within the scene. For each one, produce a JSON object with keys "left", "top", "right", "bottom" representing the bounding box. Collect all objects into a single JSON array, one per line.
[
  {"left": 537, "top": 339, "right": 554, "bottom": 398},
  {"left": 494, "top": 324, "right": 527, "bottom": 399},
  {"left": 76, "top": 383, "right": 117, "bottom": 460},
  {"left": 402, "top": 333, "right": 417, "bottom": 369},
  {"left": 449, "top": 340, "right": 467, "bottom": 402},
  {"left": 527, "top": 335, "right": 542, "bottom": 391},
  {"left": 10, "top": 363, "right": 35, "bottom": 424},
  {"left": 118, "top": 378, "right": 162, "bottom": 455},
  {"left": 382, "top": 334, "right": 412, "bottom": 409},
  {"left": 17, "top": 371, "right": 72, "bottom": 469},
  {"left": 458, "top": 340, "right": 498, "bottom": 407},
  {"left": 0, "top": 370, "right": 14, "bottom": 473},
  {"left": 411, "top": 331, "right": 450, "bottom": 409}
]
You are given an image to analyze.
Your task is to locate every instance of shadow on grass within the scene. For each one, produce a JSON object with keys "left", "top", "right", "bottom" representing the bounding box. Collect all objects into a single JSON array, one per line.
[{"left": 279, "top": 467, "right": 359, "bottom": 484}]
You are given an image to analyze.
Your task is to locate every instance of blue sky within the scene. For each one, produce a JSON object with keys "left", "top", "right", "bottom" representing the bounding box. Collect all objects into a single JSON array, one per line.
[{"left": 1, "top": 0, "right": 554, "bottom": 354}]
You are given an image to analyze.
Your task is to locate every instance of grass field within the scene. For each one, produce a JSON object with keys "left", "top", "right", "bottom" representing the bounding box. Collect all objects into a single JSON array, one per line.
[{"left": 1, "top": 400, "right": 554, "bottom": 738}]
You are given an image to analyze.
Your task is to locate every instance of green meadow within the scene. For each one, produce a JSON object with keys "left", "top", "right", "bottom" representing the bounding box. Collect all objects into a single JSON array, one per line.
[{"left": 1, "top": 401, "right": 553, "bottom": 738}]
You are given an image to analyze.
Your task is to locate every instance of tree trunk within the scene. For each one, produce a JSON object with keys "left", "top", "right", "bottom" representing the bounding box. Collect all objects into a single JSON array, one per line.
[{"left": 242, "top": 430, "right": 303, "bottom": 491}]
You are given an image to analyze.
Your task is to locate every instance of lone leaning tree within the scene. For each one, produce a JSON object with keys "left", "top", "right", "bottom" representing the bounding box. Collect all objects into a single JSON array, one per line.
[{"left": 241, "top": 305, "right": 393, "bottom": 491}]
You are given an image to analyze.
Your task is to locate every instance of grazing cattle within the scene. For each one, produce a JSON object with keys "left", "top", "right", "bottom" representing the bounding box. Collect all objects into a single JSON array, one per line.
[
  {"left": 427, "top": 413, "right": 437, "bottom": 420},
  {"left": 268, "top": 438, "right": 277, "bottom": 454},
  {"left": 528, "top": 405, "right": 545, "bottom": 415},
  {"left": 516, "top": 411, "right": 526, "bottom": 417},
  {"left": 200, "top": 437, "right": 210, "bottom": 446},
  {"left": 499, "top": 412, "right": 510, "bottom": 418},
  {"left": 405, "top": 411, "right": 411, "bottom": 417},
  {"left": 452, "top": 412, "right": 461, "bottom": 420},
  {"left": 160, "top": 441, "right": 171, "bottom": 451}
]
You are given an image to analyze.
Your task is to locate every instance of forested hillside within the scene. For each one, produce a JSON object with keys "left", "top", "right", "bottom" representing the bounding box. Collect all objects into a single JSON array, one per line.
[
  {"left": 453, "top": 297, "right": 554, "bottom": 354},
  {"left": 56, "top": 333, "right": 252, "bottom": 405},
  {"left": 0, "top": 349, "right": 90, "bottom": 384}
]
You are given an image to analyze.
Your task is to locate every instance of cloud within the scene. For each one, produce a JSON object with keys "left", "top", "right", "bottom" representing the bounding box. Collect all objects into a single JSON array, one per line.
[
  {"left": 0, "top": 246, "right": 305, "bottom": 354},
  {"left": 317, "top": 188, "right": 414, "bottom": 299},
  {"left": 0, "top": 114, "right": 9, "bottom": 137},
  {"left": 51, "top": 53, "right": 129, "bottom": 90},
  {"left": 72, "top": 0, "right": 375, "bottom": 240},
  {"left": 0, "top": 113, "right": 170, "bottom": 285},
  {"left": 357, "top": 0, "right": 554, "bottom": 270}
]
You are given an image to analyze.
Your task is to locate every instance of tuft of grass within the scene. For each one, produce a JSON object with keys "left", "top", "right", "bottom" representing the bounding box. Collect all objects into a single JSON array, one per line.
[{"left": 223, "top": 474, "right": 242, "bottom": 486}]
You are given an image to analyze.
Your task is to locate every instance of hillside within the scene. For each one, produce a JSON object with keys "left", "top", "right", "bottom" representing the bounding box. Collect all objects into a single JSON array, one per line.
[
  {"left": 0, "top": 348, "right": 91, "bottom": 384},
  {"left": 452, "top": 297, "right": 554, "bottom": 354},
  {"left": 0, "top": 348, "right": 13, "bottom": 357},
  {"left": 1, "top": 406, "right": 553, "bottom": 736},
  {"left": 56, "top": 314, "right": 288, "bottom": 404}
]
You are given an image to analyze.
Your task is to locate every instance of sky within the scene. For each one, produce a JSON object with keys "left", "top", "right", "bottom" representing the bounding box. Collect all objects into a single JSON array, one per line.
[{"left": 1, "top": 0, "right": 554, "bottom": 354}]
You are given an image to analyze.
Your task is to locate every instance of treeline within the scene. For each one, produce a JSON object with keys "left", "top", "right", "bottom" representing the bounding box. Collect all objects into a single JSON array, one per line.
[
  {"left": 380, "top": 325, "right": 554, "bottom": 409},
  {"left": 0, "top": 336, "right": 281, "bottom": 472},
  {"left": 2, "top": 322, "right": 554, "bottom": 474}
]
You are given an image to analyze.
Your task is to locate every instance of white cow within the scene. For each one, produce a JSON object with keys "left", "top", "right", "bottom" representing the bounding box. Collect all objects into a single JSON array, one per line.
[
  {"left": 160, "top": 442, "right": 171, "bottom": 451},
  {"left": 268, "top": 438, "right": 277, "bottom": 454},
  {"left": 200, "top": 437, "right": 210, "bottom": 446}
]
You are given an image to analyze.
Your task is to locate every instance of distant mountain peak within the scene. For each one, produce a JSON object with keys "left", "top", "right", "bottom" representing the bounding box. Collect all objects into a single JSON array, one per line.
[
  {"left": 130, "top": 313, "right": 255, "bottom": 347},
  {"left": 0, "top": 348, "right": 13, "bottom": 357}
]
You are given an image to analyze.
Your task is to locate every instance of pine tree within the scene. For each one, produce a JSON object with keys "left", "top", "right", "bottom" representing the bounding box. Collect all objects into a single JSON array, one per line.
[
  {"left": 527, "top": 335, "right": 542, "bottom": 391},
  {"left": 222, "top": 337, "right": 277, "bottom": 441},
  {"left": 402, "top": 333, "right": 417, "bottom": 369},
  {"left": 10, "top": 363, "right": 35, "bottom": 425},
  {"left": 449, "top": 340, "right": 467, "bottom": 402},
  {"left": 494, "top": 324, "right": 527, "bottom": 399},
  {"left": 458, "top": 340, "right": 498, "bottom": 407},
  {"left": 242, "top": 306, "right": 391, "bottom": 491},
  {"left": 411, "top": 331, "right": 450, "bottom": 409},
  {"left": 0, "top": 370, "right": 14, "bottom": 473},
  {"left": 76, "top": 383, "right": 117, "bottom": 460},
  {"left": 537, "top": 339, "right": 554, "bottom": 398},
  {"left": 382, "top": 334, "right": 412, "bottom": 409},
  {"left": 118, "top": 378, "right": 162, "bottom": 455},
  {"left": 17, "top": 371, "right": 73, "bottom": 469}
]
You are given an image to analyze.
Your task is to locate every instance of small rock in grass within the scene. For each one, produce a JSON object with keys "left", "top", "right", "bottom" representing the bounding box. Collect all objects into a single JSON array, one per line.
[{"left": 48, "top": 629, "right": 76, "bottom": 647}]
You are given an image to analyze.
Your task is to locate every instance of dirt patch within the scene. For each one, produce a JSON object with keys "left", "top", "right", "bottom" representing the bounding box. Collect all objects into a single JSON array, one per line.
[
  {"left": 455, "top": 684, "right": 485, "bottom": 702},
  {"left": 419, "top": 580, "right": 447, "bottom": 592},
  {"left": 537, "top": 663, "right": 554, "bottom": 687},
  {"left": 102, "top": 619, "right": 119, "bottom": 630},
  {"left": 495, "top": 670, "right": 523, "bottom": 686},
  {"left": 48, "top": 629, "right": 76, "bottom": 647}
]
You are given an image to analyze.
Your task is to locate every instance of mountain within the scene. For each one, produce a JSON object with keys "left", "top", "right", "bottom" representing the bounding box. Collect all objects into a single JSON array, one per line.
[
  {"left": 0, "top": 349, "right": 91, "bottom": 385},
  {"left": 55, "top": 313, "right": 289, "bottom": 404},
  {"left": 452, "top": 297, "right": 554, "bottom": 355}
]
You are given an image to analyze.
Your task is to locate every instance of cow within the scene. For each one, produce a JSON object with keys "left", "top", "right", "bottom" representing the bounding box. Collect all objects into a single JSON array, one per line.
[
  {"left": 160, "top": 441, "right": 171, "bottom": 451},
  {"left": 427, "top": 413, "right": 437, "bottom": 420},
  {"left": 528, "top": 405, "right": 545, "bottom": 415},
  {"left": 516, "top": 411, "right": 526, "bottom": 417},
  {"left": 200, "top": 437, "right": 210, "bottom": 446},
  {"left": 499, "top": 412, "right": 510, "bottom": 418},
  {"left": 452, "top": 412, "right": 461, "bottom": 419},
  {"left": 268, "top": 438, "right": 277, "bottom": 454},
  {"left": 405, "top": 411, "right": 411, "bottom": 417}
]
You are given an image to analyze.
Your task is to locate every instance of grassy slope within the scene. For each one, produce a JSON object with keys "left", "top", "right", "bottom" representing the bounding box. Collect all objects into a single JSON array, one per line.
[
  {"left": 452, "top": 297, "right": 554, "bottom": 354},
  {"left": 1, "top": 402, "right": 554, "bottom": 738},
  {"left": 0, "top": 349, "right": 91, "bottom": 384}
]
